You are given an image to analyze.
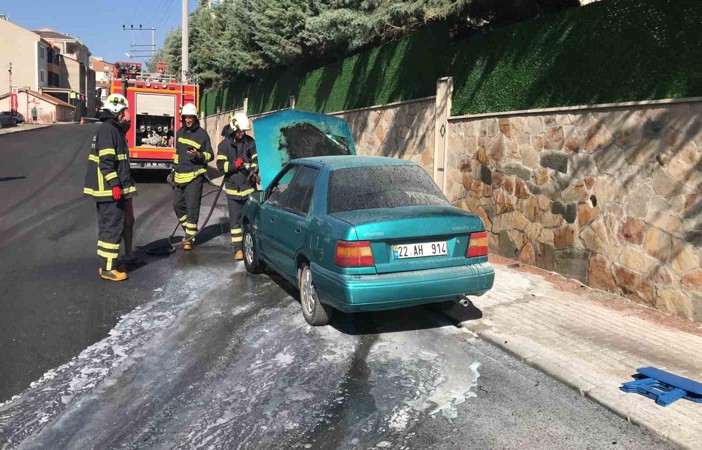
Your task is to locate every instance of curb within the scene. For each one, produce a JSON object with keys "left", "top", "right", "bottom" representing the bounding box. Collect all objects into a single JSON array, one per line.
[
  {"left": 0, "top": 125, "right": 53, "bottom": 136},
  {"left": 474, "top": 329, "right": 690, "bottom": 450}
]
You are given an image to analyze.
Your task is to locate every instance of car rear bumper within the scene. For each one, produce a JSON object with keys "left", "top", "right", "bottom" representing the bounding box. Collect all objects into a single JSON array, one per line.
[{"left": 312, "top": 262, "right": 495, "bottom": 313}]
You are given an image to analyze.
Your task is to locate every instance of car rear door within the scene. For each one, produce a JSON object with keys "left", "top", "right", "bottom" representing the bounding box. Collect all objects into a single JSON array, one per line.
[{"left": 275, "top": 166, "right": 320, "bottom": 280}]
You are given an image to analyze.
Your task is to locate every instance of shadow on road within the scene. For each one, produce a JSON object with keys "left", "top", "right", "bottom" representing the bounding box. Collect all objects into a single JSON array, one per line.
[
  {"left": 0, "top": 176, "right": 26, "bottom": 183},
  {"left": 140, "top": 223, "right": 228, "bottom": 258},
  {"left": 332, "top": 301, "right": 483, "bottom": 336}
]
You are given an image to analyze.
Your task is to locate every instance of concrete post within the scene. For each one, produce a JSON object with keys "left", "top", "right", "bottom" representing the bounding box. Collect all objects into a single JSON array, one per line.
[{"left": 434, "top": 77, "right": 453, "bottom": 193}]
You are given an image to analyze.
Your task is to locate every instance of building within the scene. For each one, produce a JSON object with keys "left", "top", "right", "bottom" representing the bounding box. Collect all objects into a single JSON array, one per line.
[
  {"left": 34, "top": 28, "right": 96, "bottom": 119},
  {"left": 90, "top": 57, "right": 114, "bottom": 109},
  {"left": 0, "top": 88, "right": 75, "bottom": 123},
  {"left": 0, "top": 16, "right": 51, "bottom": 95}
]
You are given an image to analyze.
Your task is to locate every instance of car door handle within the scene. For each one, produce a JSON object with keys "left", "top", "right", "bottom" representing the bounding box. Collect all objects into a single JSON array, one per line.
[
  {"left": 270, "top": 217, "right": 275, "bottom": 223},
  {"left": 295, "top": 227, "right": 301, "bottom": 233}
]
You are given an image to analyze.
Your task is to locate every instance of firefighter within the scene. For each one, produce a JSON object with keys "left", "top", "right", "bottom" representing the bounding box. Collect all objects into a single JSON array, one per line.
[
  {"left": 83, "top": 93, "right": 137, "bottom": 281},
  {"left": 169, "top": 103, "right": 214, "bottom": 250},
  {"left": 216, "top": 112, "right": 258, "bottom": 260},
  {"left": 219, "top": 112, "right": 235, "bottom": 142}
]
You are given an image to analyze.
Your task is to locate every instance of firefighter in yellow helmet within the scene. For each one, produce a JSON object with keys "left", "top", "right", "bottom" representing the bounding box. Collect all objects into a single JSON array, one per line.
[
  {"left": 83, "top": 94, "right": 138, "bottom": 281},
  {"left": 216, "top": 112, "right": 258, "bottom": 260},
  {"left": 170, "top": 103, "right": 214, "bottom": 250}
]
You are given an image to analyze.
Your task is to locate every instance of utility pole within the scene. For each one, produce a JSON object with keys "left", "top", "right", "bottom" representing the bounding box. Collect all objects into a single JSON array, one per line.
[
  {"left": 182, "top": 0, "right": 189, "bottom": 82},
  {"left": 122, "top": 25, "right": 157, "bottom": 59}
]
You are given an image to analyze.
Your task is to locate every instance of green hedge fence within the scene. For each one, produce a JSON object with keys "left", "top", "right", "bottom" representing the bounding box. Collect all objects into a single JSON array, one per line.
[{"left": 201, "top": 0, "right": 702, "bottom": 118}]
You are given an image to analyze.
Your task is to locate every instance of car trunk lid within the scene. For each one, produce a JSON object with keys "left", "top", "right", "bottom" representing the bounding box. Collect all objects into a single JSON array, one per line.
[{"left": 331, "top": 206, "right": 485, "bottom": 274}]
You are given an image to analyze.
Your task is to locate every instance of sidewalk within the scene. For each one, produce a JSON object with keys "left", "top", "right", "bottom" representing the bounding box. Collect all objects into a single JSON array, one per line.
[
  {"left": 0, "top": 124, "right": 52, "bottom": 136},
  {"left": 453, "top": 257, "right": 702, "bottom": 449}
]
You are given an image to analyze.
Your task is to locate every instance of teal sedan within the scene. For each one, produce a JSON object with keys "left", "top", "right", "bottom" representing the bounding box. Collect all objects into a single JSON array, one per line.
[{"left": 241, "top": 155, "right": 495, "bottom": 326}]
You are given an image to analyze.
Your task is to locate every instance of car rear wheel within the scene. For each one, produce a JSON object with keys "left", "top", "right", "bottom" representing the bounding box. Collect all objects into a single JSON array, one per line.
[
  {"left": 243, "top": 226, "right": 264, "bottom": 274},
  {"left": 299, "top": 263, "right": 332, "bottom": 326}
]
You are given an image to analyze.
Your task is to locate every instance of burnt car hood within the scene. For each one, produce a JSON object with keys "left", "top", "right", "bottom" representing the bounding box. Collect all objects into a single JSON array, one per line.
[{"left": 252, "top": 109, "right": 356, "bottom": 190}]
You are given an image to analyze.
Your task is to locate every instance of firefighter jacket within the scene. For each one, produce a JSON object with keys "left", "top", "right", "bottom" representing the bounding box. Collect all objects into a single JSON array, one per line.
[
  {"left": 173, "top": 121, "right": 214, "bottom": 185},
  {"left": 216, "top": 134, "right": 258, "bottom": 199},
  {"left": 83, "top": 115, "right": 137, "bottom": 202}
]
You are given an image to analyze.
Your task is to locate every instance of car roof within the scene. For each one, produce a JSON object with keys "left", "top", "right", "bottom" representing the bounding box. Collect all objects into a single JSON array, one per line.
[{"left": 290, "top": 155, "right": 416, "bottom": 170}]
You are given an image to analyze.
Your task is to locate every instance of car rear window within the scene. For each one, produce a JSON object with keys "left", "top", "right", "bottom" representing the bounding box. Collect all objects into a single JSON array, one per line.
[{"left": 328, "top": 165, "right": 448, "bottom": 213}]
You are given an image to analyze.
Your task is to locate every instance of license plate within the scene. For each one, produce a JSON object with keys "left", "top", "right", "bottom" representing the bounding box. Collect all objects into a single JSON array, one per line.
[{"left": 393, "top": 241, "right": 447, "bottom": 260}]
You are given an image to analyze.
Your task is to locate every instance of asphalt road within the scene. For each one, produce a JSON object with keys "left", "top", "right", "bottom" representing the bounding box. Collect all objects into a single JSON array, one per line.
[{"left": 0, "top": 125, "right": 672, "bottom": 449}]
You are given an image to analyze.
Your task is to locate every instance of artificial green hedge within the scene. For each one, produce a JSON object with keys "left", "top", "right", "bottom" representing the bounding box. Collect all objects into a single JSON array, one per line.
[
  {"left": 201, "top": 23, "right": 449, "bottom": 116},
  {"left": 449, "top": 0, "right": 702, "bottom": 115},
  {"left": 202, "top": 0, "right": 702, "bottom": 117}
]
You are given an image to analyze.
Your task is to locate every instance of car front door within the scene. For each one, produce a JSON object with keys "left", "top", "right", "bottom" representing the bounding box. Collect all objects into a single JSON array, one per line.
[
  {"left": 259, "top": 165, "right": 300, "bottom": 270},
  {"left": 275, "top": 166, "right": 320, "bottom": 280}
]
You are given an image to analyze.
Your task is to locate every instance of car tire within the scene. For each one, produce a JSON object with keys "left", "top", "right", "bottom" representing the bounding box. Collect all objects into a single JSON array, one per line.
[
  {"left": 299, "top": 263, "right": 332, "bottom": 326},
  {"left": 243, "top": 226, "right": 264, "bottom": 274}
]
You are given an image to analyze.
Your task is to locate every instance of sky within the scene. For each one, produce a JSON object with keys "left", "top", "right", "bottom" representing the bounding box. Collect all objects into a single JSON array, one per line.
[{"left": 1, "top": 0, "right": 199, "bottom": 64}]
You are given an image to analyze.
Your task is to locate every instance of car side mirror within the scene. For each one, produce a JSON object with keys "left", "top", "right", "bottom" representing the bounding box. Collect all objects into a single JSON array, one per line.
[{"left": 251, "top": 190, "right": 264, "bottom": 204}]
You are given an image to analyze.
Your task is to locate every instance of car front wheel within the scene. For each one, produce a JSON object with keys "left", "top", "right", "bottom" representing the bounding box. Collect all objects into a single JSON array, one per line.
[
  {"left": 299, "top": 263, "right": 332, "bottom": 326},
  {"left": 243, "top": 226, "right": 264, "bottom": 274}
]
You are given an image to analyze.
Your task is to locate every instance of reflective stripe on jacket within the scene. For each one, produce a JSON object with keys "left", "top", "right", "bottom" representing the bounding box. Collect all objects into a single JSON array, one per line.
[
  {"left": 83, "top": 117, "right": 136, "bottom": 201},
  {"left": 216, "top": 134, "right": 258, "bottom": 199},
  {"left": 174, "top": 122, "right": 213, "bottom": 185}
]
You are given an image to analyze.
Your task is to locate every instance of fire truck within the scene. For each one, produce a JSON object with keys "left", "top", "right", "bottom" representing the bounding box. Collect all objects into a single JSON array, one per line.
[{"left": 109, "top": 62, "right": 199, "bottom": 170}]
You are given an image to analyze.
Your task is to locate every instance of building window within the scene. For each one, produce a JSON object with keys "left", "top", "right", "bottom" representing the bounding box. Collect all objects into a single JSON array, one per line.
[
  {"left": 40, "top": 69, "right": 45, "bottom": 82},
  {"left": 40, "top": 47, "right": 45, "bottom": 59}
]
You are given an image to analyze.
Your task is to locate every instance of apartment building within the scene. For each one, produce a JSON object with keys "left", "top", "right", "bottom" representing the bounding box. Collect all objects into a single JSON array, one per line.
[
  {"left": 90, "top": 57, "right": 115, "bottom": 108},
  {"left": 0, "top": 17, "right": 51, "bottom": 95},
  {"left": 34, "top": 28, "right": 96, "bottom": 118}
]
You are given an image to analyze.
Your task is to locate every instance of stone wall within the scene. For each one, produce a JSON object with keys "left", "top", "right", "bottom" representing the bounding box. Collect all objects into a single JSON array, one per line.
[
  {"left": 203, "top": 98, "right": 437, "bottom": 173},
  {"left": 333, "top": 98, "right": 436, "bottom": 174},
  {"left": 446, "top": 101, "right": 702, "bottom": 320}
]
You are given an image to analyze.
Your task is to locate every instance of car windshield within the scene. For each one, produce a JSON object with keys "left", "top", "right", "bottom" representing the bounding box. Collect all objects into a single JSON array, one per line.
[{"left": 328, "top": 165, "right": 448, "bottom": 213}]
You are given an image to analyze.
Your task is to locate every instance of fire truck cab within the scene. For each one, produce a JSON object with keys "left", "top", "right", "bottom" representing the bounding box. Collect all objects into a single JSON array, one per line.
[{"left": 109, "top": 62, "right": 199, "bottom": 170}]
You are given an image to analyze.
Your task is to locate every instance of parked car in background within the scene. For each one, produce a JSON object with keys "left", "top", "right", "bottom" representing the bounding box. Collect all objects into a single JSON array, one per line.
[
  {"left": 241, "top": 110, "right": 495, "bottom": 326},
  {"left": 13, "top": 112, "right": 25, "bottom": 124},
  {"left": 0, "top": 111, "right": 17, "bottom": 128}
]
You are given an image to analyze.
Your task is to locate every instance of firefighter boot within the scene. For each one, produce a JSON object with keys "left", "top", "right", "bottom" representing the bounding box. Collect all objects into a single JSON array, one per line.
[
  {"left": 183, "top": 241, "right": 193, "bottom": 251},
  {"left": 99, "top": 268, "right": 128, "bottom": 281},
  {"left": 234, "top": 250, "right": 244, "bottom": 261}
]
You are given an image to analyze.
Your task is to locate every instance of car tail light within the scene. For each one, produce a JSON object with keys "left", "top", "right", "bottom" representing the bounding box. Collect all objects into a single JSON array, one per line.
[
  {"left": 335, "top": 241, "right": 374, "bottom": 267},
  {"left": 467, "top": 231, "right": 489, "bottom": 258}
]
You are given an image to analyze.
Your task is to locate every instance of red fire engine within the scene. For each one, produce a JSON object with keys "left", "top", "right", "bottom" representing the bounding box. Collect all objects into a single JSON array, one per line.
[{"left": 109, "top": 62, "right": 199, "bottom": 170}]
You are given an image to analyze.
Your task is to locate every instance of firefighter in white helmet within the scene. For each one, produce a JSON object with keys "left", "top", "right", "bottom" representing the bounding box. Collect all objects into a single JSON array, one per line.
[
  {"left": 216, "top": 112, "right": 258, "bottom": 260},
  {"left": 83, "top": 93, "right": 139, "bottom": 281},
  {"left": 170, "top": 103, "right": 214, "bottom": 250},
  {"left": 219, "top": 111, "right": 237, "bottom": 142}
]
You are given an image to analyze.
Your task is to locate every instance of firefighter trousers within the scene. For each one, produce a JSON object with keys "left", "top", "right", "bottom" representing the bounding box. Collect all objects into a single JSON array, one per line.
[
  {"left": 173, "top": 176, "right": 204, "bottom": 242},
  {"left": 96, "top": 199, "right": 126, "bottom": 271},
  {"left": 227, "top": 197, "right": 247, "bottom": 252}
]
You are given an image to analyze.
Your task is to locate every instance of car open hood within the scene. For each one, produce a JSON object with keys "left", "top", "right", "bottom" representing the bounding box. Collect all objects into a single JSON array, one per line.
[{"left": 252, "top": 109, "right": 356, "bottom": 190}]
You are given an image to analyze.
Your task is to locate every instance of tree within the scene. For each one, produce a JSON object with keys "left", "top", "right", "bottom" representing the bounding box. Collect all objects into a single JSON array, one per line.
[{"left": 152, "top": 0, "right": 579, "bottom": 86}]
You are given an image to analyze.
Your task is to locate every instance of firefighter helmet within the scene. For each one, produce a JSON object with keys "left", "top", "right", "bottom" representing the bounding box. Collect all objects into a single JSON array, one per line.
[
  {"left": 231, "top": 112, "right": 250, "bottom": 131},
  {"left": 103, "top": 94, "right": 129, "bottom": 115},
  {"left": 181, "top": 103, "right": 198, "bottom": 117}
]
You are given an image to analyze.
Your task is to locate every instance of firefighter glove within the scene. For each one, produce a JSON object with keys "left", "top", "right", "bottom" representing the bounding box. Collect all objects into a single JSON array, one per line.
[
  {"left": 235, "top": 158, "right": 244, "bottom": 169},
  {"left": 112, "top": 186, "right": 122, "bottom": 201}
]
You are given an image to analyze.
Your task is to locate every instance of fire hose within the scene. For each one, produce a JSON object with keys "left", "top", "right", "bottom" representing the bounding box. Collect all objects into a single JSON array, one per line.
[{"left": 145, "top": 164, "right": 258, "bottom": 256}]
